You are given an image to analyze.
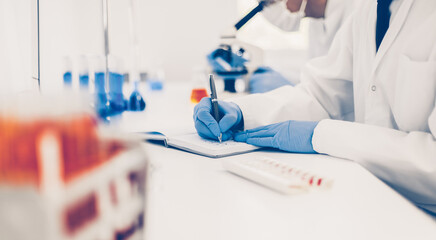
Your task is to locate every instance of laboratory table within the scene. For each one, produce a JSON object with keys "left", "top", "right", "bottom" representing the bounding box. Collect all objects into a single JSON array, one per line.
[{"left": 115, "top": 82, "right": 436, "bottom": 240}]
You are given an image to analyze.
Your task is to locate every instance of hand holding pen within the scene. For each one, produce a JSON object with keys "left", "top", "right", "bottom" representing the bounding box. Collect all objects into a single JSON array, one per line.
[{"left": 193, "top": 75, "right": 244, "bottom": 142}]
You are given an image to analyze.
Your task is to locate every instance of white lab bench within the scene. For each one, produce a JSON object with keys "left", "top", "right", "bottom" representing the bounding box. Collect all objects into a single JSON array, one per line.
[{"left": 115, "top": 82, "right": 436, "bottom": 240}]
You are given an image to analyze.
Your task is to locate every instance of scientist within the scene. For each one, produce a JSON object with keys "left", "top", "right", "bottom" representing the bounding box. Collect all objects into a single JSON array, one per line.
[
  {"left": 251, "top": 0, "right": 359, "bottom": 93},
  {"left": 194, "top": 0, "right": 436, "bottom": 215}
]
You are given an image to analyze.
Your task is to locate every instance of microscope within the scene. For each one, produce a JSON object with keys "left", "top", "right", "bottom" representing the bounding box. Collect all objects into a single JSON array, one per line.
[{"left": 207, "top": 0, "right": 281, "bottom": 92}]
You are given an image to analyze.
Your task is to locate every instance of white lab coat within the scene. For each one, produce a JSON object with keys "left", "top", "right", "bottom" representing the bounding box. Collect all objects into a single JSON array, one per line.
[
  {"left": 261, "top": 0, "right": 358, "bottom": 58},
  {"left": 233, "top": 0, "right": 436, "bottom": 214}
]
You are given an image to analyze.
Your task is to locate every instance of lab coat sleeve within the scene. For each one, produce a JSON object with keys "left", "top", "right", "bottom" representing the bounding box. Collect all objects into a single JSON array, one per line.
[
  {"left": 230, "top": 85, "right": 330, "bottom": 129},
  {"left": 322, "top": 0, "right": 349, "bottom": 34},
  {"left": 307, "top": 0, "right": 354, "bottom": 58},
  {"left": 313, "top": 114, "right": 436, "bottom": 214},
  {"left": 231, "top": 15, "right": 355, "bottom": 129},
  {"left": 261, "top": 1, "right": 302, "bottom": 32}
]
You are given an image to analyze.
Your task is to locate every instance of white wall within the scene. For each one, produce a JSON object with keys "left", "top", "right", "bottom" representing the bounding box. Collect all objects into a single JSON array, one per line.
[
  {"left": 38, "top": 0, "right": 237, "bottom": 93},
  {"left": 1, "top": 0, "right": 307, "bottom": 94},
  {"left": 136, "top": 0, "right": 237, "bottom": 82},
  {"left": 39, "top": 0, "right": 104, "bottom": 93},
  {"left": 0, "top": 0, "right": 33, "bottom": 95}
]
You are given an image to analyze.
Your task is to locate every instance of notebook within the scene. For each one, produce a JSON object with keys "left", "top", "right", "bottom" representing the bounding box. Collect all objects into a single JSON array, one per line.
[{"left": 140, "top": 131, "right": 260, "bottom": 158}]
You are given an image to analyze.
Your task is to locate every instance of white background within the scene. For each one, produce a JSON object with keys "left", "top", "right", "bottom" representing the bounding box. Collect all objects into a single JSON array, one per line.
[{"left": 0, "top": 0, "right": 308, "bottom": 94}]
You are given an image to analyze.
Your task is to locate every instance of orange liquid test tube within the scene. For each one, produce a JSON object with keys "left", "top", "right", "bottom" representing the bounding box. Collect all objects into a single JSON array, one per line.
[{"left": 190, "top": 88, "right": 209, "bottom": 104}]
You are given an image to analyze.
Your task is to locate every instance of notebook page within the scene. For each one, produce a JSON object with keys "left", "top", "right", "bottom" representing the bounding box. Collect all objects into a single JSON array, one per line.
[{"left": 168, "top": 133, "right": 259, "bottom": 158}]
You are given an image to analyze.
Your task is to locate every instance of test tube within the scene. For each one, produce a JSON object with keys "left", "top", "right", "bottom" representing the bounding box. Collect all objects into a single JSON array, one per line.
[
  {"left": 148, "top": 68, "right": 165, "bottom": 91},
  {"left": 190, "top": 66, "right": 209, "bottom": 104},
  {"left": 78, "top": 55, "right": 90, "bottom": 90},
  {"left": 63, "top": 56, "right": 73, "bottom": 87},
  {"left": 108, "top": 56, "right": 126, "bottom": 113},
  {"left": 94, "top": 56, "right": 108, "bottom": 116}
]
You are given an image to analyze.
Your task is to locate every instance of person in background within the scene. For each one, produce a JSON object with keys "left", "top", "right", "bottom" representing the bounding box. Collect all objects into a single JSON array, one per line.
[
  {"left": 250, "top": 0, "right": 358, "bottom": 93},
  {"left": 194, "top": 0, "right": 436, "bottom": 215}
]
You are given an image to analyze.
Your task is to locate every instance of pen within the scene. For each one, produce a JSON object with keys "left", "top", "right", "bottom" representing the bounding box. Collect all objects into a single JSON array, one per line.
[{"left": 209, "top": 74, "right": 222, "bottom": 143}]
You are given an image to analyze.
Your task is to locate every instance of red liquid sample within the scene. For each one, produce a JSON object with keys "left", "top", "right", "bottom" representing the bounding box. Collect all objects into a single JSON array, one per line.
[{"left": 190, "top": 88, "right": 209, "bottom": 104}]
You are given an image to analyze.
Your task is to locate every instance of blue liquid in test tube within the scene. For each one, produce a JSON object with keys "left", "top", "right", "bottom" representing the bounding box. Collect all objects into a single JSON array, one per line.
[
  {"left": 63, "top": 71, "right": 72, "bottom": 86},
  {"left": 148, "top": 79, "right": 164, "bottom": 91},
  {"left": 108, "top": 72, "right": 126, "bottom": 113},
  {"left": 62, "top": 56, "right": 73, "bottom": 88},
  {"left": 95, "top": 72, "right": 108, "bottom": 115},
  {"left": 79, "top": 74, "right": 89, "bottom": 89}
]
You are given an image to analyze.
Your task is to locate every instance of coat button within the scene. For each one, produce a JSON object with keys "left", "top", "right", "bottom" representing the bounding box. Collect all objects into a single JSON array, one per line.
[{"left": 371, "top": 85, "right": 377, "bottom": 91}]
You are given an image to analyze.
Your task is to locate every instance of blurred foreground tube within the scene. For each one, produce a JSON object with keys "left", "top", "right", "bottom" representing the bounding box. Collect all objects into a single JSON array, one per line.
[{"left": 0, "top": 94, "right": 148, "bottom": 240}]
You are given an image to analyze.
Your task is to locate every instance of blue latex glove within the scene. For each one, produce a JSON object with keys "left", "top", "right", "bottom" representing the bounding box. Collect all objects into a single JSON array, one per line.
[
  {"left": 250, "top": 66, "right": 293, "bottom": 93},
  {"left": 193, "top": 97, "right": 243, "bottom": 141},
  {"left": 234, "top": 120, "right": 319, "bottom": 153}
]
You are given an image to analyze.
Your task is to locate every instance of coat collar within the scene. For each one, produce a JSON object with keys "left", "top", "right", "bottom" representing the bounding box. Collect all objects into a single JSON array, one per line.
[{"left": 372, "top": 0, "right": 414, "bottom": 73}]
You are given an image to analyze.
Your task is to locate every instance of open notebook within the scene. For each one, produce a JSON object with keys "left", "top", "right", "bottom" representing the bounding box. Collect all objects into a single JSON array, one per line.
[{"left": 141, "top": 132, "right": 260, "bottom": 158}]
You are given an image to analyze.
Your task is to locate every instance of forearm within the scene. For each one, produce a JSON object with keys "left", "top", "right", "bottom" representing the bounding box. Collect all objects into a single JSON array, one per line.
[
  {"left": 313, "top": 119, "right": 436, "bottom": 212},
  {"left": 262, "top": 1, "right": 302, "bottom": 32},
  {"left": 231, "top": 85, "right": 330, "bottom": 130},
  {"left": 305, "top": 0, "right": 327, "bottom": 18}
]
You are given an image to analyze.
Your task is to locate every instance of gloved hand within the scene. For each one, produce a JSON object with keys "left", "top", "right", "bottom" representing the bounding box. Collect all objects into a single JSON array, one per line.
[
  {"left": 250, "top": 67, "right": 293, "bottom": 93},
  {"left": 193, "top": 97, "right": 244, "bottom": 141},
  {"left": 234, "top": 120, "right": 319, "bottom": 153}
]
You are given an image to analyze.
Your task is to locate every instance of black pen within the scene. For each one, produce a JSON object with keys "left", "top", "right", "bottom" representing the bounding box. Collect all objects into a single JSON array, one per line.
[{"left": 209, "top": 74, "right": 222, "bottom": 143}]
